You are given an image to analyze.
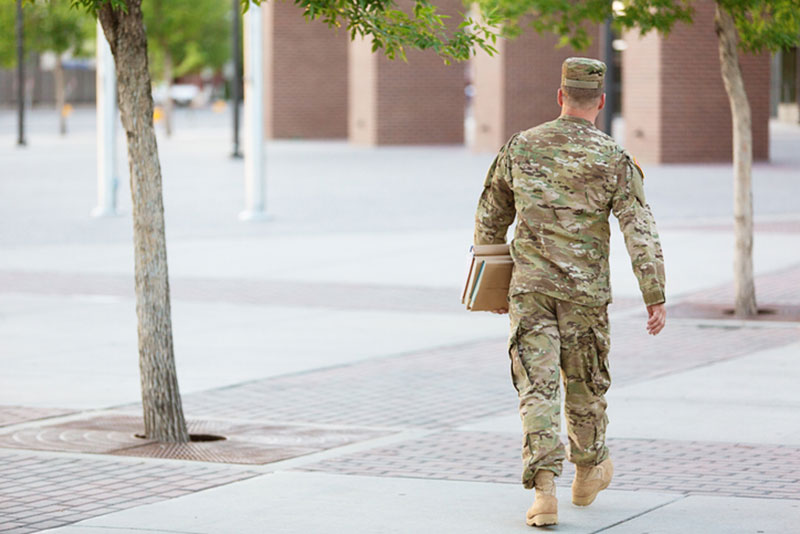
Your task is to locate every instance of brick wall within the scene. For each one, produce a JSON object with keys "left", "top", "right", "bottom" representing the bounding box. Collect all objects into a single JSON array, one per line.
[
  {"left": 472, "top": 27, "right": 602, "bottom": 152},
  {"left": 374, "top": 48, "right": 465, "bottom": 145},
  {"left": 263, "top": 2, "right": 348, "bottom": 139},
  {"left": 349, "top": 0, "right": 465, "bottom": 145},
  {"left": 623, "top": 0, "right": 769, "bottom": 163}
]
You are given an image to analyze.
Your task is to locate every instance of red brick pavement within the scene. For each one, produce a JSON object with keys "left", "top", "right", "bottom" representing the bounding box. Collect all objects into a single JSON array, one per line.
[
  {"left": 2, "top": 264, "right": 799, "bottom": 533},
  {"left": 128, "top": 323, "right": 798, "bottom": 430},
  {"left": 0, "top": 271, "right": 465, "bottom": 314},
  {"left": 0, "top": 406, "right": 74, "bottom": 428},
  {"left": 296, "top": 431, "right": 800, "bottom": 500},
  {"left": 0, "top": 450, "right": 261, "bottom": 534},
  {"left": 676, "top": 264, "right": 800, "bottom": 309},
  {"left": 0, "top": 270, "right": 643, "bottom": 315}
]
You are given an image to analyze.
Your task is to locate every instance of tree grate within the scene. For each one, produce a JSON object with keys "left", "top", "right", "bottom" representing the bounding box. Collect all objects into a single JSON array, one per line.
[{"left": 0, "top": 413, "right": 389, "bottom": 465}]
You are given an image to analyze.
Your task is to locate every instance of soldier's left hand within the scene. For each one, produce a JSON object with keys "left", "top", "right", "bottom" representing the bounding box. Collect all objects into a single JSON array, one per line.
[{"left": 491, "top": 308, "right": 509, "bottom": 314}]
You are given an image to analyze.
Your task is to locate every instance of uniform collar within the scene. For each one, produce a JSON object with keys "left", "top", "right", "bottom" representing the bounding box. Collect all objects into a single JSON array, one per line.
[{"left": 558, "top": 114, "right": 596, "bottom": 128}]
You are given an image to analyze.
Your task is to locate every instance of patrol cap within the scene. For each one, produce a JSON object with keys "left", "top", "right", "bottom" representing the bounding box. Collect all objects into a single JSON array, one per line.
[{"left": 561, "top": 57, "right": 607, "bottom": 90}]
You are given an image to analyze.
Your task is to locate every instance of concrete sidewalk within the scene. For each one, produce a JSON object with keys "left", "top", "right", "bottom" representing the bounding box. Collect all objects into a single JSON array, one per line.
[
  {"left": 36, "top": 473, "right": 799, "bottom": 534},
  {"left": 0, "top": 108, "right": 799, "bottom": 533}
]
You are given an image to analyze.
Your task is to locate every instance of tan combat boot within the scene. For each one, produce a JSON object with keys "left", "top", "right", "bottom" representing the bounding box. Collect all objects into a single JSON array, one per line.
[
  {"left": 572, "top": 458, "right": 614, "bottom": 506},
  {"left": 526, "top": 470, "right": 558, "bottom": 527}
]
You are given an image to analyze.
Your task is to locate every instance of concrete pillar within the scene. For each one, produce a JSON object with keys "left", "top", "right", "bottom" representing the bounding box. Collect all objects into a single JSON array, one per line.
[
  {"left": 622, "top": 0, "right": 769, "bottom": 163},
  {"left": 262, "top": 2, "right": 348, "bottom": 139},
  {"left": 471, "top": 30, "right": 601, "bottom": 152},
  {"left": 241, "top": 1, "right": 267, "bottom": 221},
  {"left": 349, "top": 0, "right": 465, "bottom": 145},
  {"left": 92, "top": 20, "right": 119, "bottom": 218}
]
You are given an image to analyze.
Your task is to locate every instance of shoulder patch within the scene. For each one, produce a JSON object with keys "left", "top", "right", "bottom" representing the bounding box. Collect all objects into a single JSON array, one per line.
[
  {"left": 631, "top": 155, "right": 644, "bottom": 181},
  {"left": 621, "top": 149, "right": 644, "bottom": 181}
]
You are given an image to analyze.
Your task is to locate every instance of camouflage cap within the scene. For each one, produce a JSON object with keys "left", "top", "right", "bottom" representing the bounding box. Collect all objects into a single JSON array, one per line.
[{"left": 561, "top": 57, "right": 607, "bottom": 90}]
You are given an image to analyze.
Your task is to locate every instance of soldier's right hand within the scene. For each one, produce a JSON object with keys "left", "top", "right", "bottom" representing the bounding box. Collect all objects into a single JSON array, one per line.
[{"left": 646, "top": 303, "right": 666, "bottom": 335}]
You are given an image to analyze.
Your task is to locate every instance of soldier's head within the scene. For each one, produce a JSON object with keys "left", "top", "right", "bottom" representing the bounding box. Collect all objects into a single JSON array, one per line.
[{"left": 558, "top": 57, "right": 606, "bottom": 111}]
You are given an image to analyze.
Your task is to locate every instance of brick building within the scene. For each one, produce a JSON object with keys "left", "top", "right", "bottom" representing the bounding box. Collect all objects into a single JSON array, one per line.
[
  {"left": 349, "top": 38, "right": 465, "bottom": 145},
  {"left": 260, "top": 0, "right": 465, "bottom": 145},
  {"left": 258, "top": 1, "right": 776, "bottom": 163},
  {"left": 622, "top": 1, "right": 770, "bottom": 163},
  {"left": 261, "top": 2, "right": 348, "bottom": 139},
  {"left": 348, "top": 0, "right": 466, "bottom": 145}
]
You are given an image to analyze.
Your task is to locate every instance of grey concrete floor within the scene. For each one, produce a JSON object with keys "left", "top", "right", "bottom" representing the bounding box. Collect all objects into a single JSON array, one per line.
[{"left": 0, "top": 106, "right": 798, "bottom": 534}]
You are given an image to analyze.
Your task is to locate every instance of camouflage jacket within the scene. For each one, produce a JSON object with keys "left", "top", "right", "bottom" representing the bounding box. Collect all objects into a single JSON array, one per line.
[{"left": 474, "top": 115, "right": 666, "bottom": 307}]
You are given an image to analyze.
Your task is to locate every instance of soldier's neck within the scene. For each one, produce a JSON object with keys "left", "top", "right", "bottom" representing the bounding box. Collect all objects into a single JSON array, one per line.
[{"left": 560, "top": 107, "right": 600, "bottom": 124}]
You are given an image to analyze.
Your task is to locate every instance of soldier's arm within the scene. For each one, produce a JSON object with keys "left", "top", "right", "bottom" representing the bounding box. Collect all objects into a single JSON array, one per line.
[
  {"left": 611, "top": 155, "right": 666, "bottom": 307},
  {"left": 474, "top": 137, "right": 516, "bottom": 245}
]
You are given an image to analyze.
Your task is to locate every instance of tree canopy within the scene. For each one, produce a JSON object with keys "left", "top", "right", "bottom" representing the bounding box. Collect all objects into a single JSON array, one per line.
[
  {"left": 719, "top": 0, "right": 800, "bottom": 52},
  {"left": 475, "top": 0, "right": 800, "bottom": 52},
  {"left": 8, "top": 0, "right": 793, "bottom": 69},
  {"left": 0, "top": 0, "right": 94, "bottom": 68},
  {"left": 142, "top": 0, "right": 230, "bottom": 82},
  {"left": 72, "top": 0, "right": 500, "bottom": 63},
  {"left": 36, "top": 0, "right": 94, "bottom": 56}
]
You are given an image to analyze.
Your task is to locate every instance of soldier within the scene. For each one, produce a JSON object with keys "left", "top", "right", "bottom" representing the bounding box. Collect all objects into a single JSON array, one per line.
[{"left": 473, "top": 57, "right": 666, "bottom": 527}]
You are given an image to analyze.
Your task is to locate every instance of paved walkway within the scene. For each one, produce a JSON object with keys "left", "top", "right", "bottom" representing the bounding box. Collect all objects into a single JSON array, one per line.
[{"left": 0, "top": 108, "right": 799, "bottom": 533}]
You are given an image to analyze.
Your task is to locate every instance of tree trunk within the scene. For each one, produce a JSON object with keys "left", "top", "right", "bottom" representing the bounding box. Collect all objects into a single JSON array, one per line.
[
  {"left": 714, "top": 5, "right": 757, "bottom": 317},
  {"left": 163, "top": 48, "right": 174, "bottom": 137},
  {"left": 55, "top": 55, "right": 66, "bottom": 135},
  {"left": 97, "top": 0, "right": 189, "bottom": 442}
]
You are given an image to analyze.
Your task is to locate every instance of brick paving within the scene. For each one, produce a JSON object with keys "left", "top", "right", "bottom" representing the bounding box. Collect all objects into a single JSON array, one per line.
[
  {"left": 120, "top": 322, "right": 798, "bottom": 430},
  {"left": 0, "top": 271, "right": 644, "bottom": 315},
  {"left": 4, "top": 312, "right": 790, "bottom": 532},
  {"left": 0, "top": 449, "right": 261, "bottom": 534},
  {"left": 667, "top": 264, "right": 800, "bottom": 321},
  {"left": 0, "top": 271, "right": 465, "bottom": 314},
  {"left": 296, "top": 431, "right": 800, "bottom": 500},
  {"left": 0, "top": 406, "right": 75, "bottom": 428},
  {"left": 679, "top": 264, "right": 800, "bottom": 309},
  {"left": 1, "top": 266, "right": 798, "bottom": 532}
]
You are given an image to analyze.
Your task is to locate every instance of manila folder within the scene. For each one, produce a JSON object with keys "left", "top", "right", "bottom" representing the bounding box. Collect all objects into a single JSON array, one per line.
[{"left": 468, "top": 257, "right": 513, "bottom": 311}]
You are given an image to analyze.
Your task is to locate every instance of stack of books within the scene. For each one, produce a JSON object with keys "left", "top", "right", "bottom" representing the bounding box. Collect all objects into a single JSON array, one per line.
[{"left": 462, "top": 244, "right": 513, "bottom": 311}]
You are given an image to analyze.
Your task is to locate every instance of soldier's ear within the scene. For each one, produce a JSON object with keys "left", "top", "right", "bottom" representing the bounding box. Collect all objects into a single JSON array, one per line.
[
  {"left": 598, "top": 93, "right": 606, "bottom": 112},
  {"left": 557, "top": 88, "right": 564, "bottom": 107}
]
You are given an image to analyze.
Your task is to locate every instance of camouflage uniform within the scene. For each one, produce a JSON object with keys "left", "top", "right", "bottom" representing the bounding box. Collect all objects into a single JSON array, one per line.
[{"left": 473, "top": 58, "right": 665, "bottom": 489}]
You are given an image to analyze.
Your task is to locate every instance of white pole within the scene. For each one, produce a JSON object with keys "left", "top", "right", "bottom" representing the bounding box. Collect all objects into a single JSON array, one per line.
[
  {"left": 92, "top": 20, "right": 119, "bottom": 218},
  {"left": 239, "top": 1, "right": 268, "bottom": 221}
]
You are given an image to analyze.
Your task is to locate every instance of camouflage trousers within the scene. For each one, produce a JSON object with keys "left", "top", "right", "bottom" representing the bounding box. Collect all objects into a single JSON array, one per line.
[{"left": 508, "top": 292, "right": 611, "bottom": 489}]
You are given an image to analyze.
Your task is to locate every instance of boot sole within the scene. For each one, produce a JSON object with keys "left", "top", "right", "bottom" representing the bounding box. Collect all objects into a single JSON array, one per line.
[{"left": 527, "top": 513, "right": 558, "bottom": 527}]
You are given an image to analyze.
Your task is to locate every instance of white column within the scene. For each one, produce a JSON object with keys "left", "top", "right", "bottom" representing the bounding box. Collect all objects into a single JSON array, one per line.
[
  {"left": 92, "top": 20, "right": 119, "bottom": 217},
  {"left": 239, "top": 2, "right": 268, "bottom": 221}
]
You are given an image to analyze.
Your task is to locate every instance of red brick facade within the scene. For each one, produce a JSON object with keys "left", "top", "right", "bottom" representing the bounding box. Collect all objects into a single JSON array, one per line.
[
  {"left": 257, "top": 0, "right": 771, "bottom": 158},
  {"left": 262, "top": 2, "right": 348, "bottom": 139},
  {"left": 349, "top": 0, "right": 465, "bottom": 145},
  {"left": 623, "top": 0, "right": 769, "bottom": 163}
]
